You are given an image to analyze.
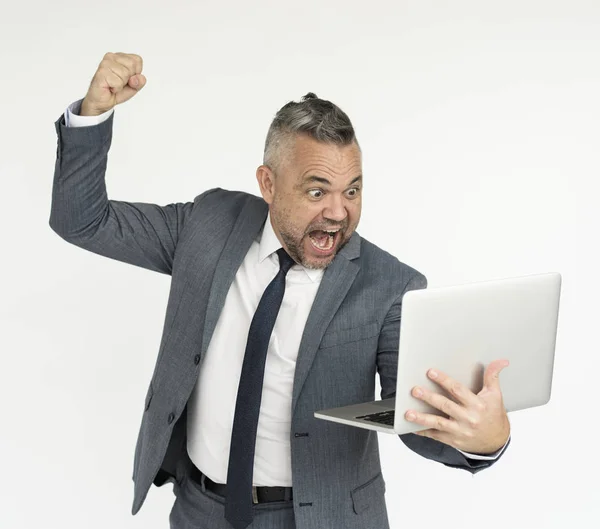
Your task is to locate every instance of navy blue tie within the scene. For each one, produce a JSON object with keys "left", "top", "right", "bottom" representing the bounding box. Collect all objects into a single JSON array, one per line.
[{"left": 224, "top": 248, "right": 296, "bottom": 529}]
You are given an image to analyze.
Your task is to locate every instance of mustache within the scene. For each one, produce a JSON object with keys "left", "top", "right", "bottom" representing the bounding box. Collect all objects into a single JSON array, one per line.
[{"left": 306, "top": 224, "right": 347, "bottom": 233}]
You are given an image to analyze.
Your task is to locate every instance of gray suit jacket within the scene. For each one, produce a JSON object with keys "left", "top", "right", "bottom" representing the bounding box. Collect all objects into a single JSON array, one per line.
[{"left": 50, "top": 109, "right": 508, "bottom": 529}]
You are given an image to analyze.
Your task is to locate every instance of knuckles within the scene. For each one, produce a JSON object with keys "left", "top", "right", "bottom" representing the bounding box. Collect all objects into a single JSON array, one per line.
[
  {"left": 467, "top": 415, "right": 480, "bottom": 428},
  {"left": 474, "top": 401, "right": 486, "bottom": 413},
  {"left": 440, "top": 398, "right": 453, "bottom": 415},
  {"left": 102, "top": 51, "right": 143, "bottom": 72},
  {"left": 449, "top": 382, "right": 463, "bottom": 398}
]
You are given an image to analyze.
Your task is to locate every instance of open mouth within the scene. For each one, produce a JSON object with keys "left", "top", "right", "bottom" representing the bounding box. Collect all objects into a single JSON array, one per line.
[{"left": 308, "top": 229, "right": 342, "bottom": 254}]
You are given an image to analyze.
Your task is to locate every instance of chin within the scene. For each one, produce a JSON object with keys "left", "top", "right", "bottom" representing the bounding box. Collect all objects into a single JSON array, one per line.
[
  {"left": 301, "top": 245, "right": 340, "bottom": 270},
  {"left": 302, "top": 256, "right": 335, "bottom": 270}
]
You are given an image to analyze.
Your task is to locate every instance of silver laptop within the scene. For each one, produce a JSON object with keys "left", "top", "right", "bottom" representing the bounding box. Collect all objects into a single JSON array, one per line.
[{"left": 314, "top": 272, "right": 561, "bottom": 435}]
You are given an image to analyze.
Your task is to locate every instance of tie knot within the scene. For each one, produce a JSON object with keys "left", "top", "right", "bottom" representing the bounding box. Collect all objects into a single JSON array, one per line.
[{"left": 276, "top": 248, "right": 296, "bottom": 274}]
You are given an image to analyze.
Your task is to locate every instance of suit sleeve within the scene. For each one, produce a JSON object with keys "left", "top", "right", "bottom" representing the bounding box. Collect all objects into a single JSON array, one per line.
[
  {"left": 49, "top": 105, "right": 216, "bottom": 275},
  {"left": 376, "top": 272, "right": 510, "bottom": 474}
]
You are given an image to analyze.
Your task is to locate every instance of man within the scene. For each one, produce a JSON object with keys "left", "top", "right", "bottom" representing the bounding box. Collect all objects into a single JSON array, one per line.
[{"left": 50, "top": 52, "right": 511, "bottom": 529}]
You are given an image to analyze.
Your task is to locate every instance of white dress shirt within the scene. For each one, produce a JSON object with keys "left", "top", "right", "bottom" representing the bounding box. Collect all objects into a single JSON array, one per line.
[
  {"left": 64, "top": 98, "right": 509, "bottom": 485},
  {"left": 187, "top": 212, "right": 323, "bottom": 485}
]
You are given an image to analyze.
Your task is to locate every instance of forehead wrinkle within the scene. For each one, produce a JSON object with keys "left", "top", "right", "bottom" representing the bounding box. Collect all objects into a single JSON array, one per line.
[
  {"left": 299, "top": 149, "right": 360, "bottom": 168},
  {"left": 299, "top": 151, "right": 361, "bottom": 175}
]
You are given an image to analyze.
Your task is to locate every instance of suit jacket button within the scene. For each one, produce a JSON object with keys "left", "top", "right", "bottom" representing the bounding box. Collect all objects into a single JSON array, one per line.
[
  {"left": 168, "top": 413, "right": 175, "bottom": 424},
  {"left": 194, "top": 354, "right": 201, "bottom": 365}
]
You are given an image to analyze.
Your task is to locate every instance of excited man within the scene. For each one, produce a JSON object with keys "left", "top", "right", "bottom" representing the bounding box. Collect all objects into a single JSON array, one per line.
[{"left": 50, "top": 52, "right": 511, "bottom": 529}]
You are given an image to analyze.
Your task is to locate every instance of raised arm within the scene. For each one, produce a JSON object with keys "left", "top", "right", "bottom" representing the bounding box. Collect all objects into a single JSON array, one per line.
[{"left": 49, "top": 52, "right": 204, "bottom": 275}]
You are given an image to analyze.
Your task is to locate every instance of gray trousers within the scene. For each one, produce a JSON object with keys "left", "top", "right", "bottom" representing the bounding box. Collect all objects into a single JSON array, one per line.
[{"left": 169, "top": 470, "right": 296, "bottom": 529}]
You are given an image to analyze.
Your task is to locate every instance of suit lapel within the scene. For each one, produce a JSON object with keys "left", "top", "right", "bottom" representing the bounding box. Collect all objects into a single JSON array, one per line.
[
  {"left": 291, "top": 232, "right": 361, "bottom": 416},
  {"left": 200, "top": 196, "right": 268, "bottom": 358}
]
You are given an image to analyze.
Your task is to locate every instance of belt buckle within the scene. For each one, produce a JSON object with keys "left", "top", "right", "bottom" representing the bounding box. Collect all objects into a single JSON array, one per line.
[{"left": 252, "top": 486, "right": 259, "bottom": 504}]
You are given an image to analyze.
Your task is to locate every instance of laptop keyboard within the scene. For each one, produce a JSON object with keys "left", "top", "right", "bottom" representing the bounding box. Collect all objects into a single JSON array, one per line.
[{"left": 355, "top": 410, "right": 395, "bottom": 426}]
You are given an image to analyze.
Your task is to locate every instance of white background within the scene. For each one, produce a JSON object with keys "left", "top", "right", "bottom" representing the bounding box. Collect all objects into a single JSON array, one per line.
[{"left": 1, "top": 0, "right": 598, "bottom": 528}]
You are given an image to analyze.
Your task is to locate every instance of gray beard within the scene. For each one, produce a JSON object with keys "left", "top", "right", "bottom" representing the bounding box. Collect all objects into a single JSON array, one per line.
[{"left": 279, "top": 229, "right": 349, "bottom": 270}]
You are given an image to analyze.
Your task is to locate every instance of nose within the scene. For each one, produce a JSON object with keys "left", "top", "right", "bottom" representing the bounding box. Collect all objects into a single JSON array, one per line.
[{"left": 322, "top": 193, "right": 348, "bottom": 223}]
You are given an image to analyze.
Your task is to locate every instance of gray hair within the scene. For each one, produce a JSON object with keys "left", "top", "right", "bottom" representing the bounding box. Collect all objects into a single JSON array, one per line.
[{"left": 263, "top": 92, "right": 360, "bottom": 174}]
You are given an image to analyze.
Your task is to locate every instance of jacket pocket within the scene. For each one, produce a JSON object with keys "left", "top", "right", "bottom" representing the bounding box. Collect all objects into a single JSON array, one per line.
[
  {"left": 319, "top": 321, "right": 379, "bottom": 349},
  {"left": 350, "top": 471, "right": 386, "bottom": 514}
]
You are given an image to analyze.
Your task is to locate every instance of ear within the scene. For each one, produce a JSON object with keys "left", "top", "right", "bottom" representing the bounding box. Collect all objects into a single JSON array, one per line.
[{"left": 256, "top": 165, "right": 276, "bottom": 204}]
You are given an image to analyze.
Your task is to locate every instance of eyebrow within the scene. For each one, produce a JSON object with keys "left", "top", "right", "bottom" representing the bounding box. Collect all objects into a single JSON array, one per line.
[{"left": 303, "top": 175, "right": 362, "bottom": 186}]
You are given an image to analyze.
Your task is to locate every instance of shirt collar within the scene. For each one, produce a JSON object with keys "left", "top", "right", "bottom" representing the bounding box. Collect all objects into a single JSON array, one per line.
[{"left": 258, "top": 212, "right": 323, "bottom": 283}]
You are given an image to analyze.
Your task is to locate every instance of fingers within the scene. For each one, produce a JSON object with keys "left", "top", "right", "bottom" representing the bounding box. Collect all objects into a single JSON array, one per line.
[
  {"left": 111, "top": 52, "right": 143, "bottom": 75},
  {"left": 82, "top": 52, "right": 146, "bottom": 114},
  {"left": 426, "top": 368, "right": 481, "bottom": 408},
  {"left": 100, "top": 52, "right": 143, "bottom": 91},
  {"left": 405, "top": 409, "right": 461, "bottom": 434},
  {"left": 103, "top": 65, "right": 128, "bottom": 92},
  {"left": 410, "top": 385, "right": 473, "bottom": 423},
  {"left": 102, "top": 52, "right": 143, "bottom": 74},
  {"left": 406, "top": 365, "right": 511, "bottom": 453},
  {"left": 482, "top": 359, "right": 509, "bottom": 390}
]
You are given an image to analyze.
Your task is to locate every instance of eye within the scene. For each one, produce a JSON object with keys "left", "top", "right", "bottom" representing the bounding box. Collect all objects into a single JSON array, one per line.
[
  {"left": 308, "top": 189, "right": 324, "bottom": 199},
  {"left": 346, "top": 187, "right": 360, "bottom": 198}
]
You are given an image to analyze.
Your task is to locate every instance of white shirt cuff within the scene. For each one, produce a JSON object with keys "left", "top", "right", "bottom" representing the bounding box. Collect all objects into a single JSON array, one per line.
[
  {"left": 65, "top": 98, "right": 114, "bottom": 127},
  {"left": 457, "top": 434, "right": 511, "bottom": 460}
]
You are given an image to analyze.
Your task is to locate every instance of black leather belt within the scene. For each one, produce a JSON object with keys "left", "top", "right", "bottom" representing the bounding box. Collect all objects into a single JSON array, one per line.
[{"left": 189, "top": 464, "right": 293, "bottom": 504}]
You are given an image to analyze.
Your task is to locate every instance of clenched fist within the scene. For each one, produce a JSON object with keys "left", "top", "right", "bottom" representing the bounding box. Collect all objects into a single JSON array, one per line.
[{"left": 81, "top": 52, "right": 146, "bottom": 116}]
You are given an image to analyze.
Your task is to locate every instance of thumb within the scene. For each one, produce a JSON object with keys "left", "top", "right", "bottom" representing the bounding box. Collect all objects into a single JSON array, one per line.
[
  {"left": 130, "top": 74, "right": 146, "bottom": 89},
  {"left": 115, "top": 74, "right": 146, "bottom": 105},
  {"left": 483, "top": 359, "right": 509, "bottom": 390}
]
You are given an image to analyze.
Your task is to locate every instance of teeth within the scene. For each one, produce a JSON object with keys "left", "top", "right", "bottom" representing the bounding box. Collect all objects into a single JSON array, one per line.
[{"left": 309, "top": 232, "right": 335, "bottom": 251}]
